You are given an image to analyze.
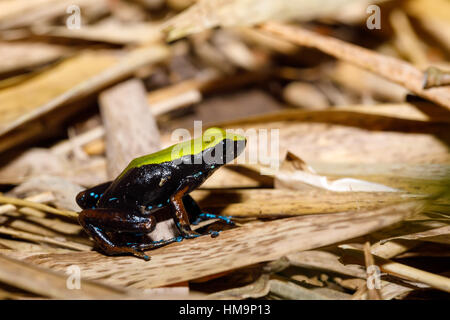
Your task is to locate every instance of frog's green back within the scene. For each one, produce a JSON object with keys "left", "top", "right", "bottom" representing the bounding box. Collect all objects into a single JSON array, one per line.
[{"left": 118, "top": 128, "right": 245, "bottom": 178}]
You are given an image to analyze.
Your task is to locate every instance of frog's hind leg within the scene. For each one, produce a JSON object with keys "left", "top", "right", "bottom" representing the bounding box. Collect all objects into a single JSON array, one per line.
[
  {"left": 76, "top": 181, "right": 113, "bottom": 209},
  {"left": 183, "top": 195, "right": 234, "bottom": 226},
  {"left": 78, "top": 208, "right": 155, "bottom": 260}
]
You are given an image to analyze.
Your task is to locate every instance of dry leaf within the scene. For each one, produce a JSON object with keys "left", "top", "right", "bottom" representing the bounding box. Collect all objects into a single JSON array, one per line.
[
  {"left": 275, "top": 152, "right": 400, "bottom": 192},
  {"left": 15, "top": 200, "right": 423, "bottom": 289}
]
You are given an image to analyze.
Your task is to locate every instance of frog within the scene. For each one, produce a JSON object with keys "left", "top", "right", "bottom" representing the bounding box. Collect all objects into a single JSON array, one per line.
[{"left": 76, "top": 127, "right": 246, "bottom": 260}]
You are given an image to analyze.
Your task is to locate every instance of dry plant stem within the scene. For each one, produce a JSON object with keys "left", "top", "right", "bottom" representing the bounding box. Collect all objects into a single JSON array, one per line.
[
  {"left": 191, "top": 189, "right": 414, "bottom": 217},
  {"left": 0, "top": 204, "right": 15, "bottom": 214},
  {"left": 236, "top": 27, "right": 298, "bottom": 55},
  {"left": 363, "top": 242, "right": 382, "bottom": 300},
  {"left": 23, "top": 201, "right": 422, "bottom": 289},
  {"left": 150, "top": 89, "right": 202, "bottom": 116},
  {"left": 18, "top": 207, "right": 47, "bottom": 218},
  {"left": 51, "top": 126, "right": 105, "bottom": 156},
  {"left": 261, "top": 22, "right": 450, "bottom": 110},
  {"left": 0, "top": 227, "right": 90, "bottom": 251},
  {"left": 0, "top": 194, "right": 78, "bottom": 219},
  {"left": 343, "top": 247, "right": 450, "bottom": 293},
  {"left": 0, "top": 192, "right": 55, "bottom": 214},
  {"left": 0, "top": 253, "right": 133, "bottom": 299},
  {"left": 389, "top": 9, "right": 429, "bottom": 69},
  {"left": 370, "top": 240, "right": 420, "bottom": 259}
]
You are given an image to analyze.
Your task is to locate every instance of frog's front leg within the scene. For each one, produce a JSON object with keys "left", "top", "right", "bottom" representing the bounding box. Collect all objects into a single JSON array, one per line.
[
  {"left": 170, "top": 186, "right": 202, "bottom": 239},
  {"left": 78, "top": 208, "right": 156, "bottom": 260}
]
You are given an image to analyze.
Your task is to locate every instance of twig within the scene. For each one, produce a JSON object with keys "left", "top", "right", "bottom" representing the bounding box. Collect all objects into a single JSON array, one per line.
[
  {"left": 389, "top": 9, "right": 429, "bottom": 69},
  {"left": 0, "top": 227, "right": 90, "bottom": 251},
  {"left": 342, "top": 245, "right": 450, "bottom": 293},
  {"left": 0, "top": 194, "right": 78, "bottom": 219},
  {"left": 51, "top": 126, "right": 105, "bottom": 156},
  {"left": 363, "top": 242, "right": 382, "bottom": 300},
  {"left": 261, "top": 22, "right": 450, "bottom": 110},
  {"left": 0, "top": 191, "right": 56, "bottom": 216}
]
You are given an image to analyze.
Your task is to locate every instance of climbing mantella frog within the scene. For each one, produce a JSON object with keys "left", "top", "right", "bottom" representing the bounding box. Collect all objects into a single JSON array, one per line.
[{"left": 76, "top": 127, "right": 246, "bottom": 260}]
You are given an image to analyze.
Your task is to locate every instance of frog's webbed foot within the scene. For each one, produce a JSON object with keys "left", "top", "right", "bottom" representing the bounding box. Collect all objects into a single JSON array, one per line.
[
  {"left": 78, "top": 208, "right": 155, "bottom": 261},
  {"left": 191, "top": 212, "right": 235, "bottom": 226},
  {"left": 180, "top": 230, "right": 202, "bottom": 239}
]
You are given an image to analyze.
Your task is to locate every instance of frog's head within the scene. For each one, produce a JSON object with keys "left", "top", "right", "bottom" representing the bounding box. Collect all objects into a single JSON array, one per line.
[
  {"left": 118, "top": 128, "right": 246, "bottom": 178},
  {"left": 201, "top": 127, "right": 247, "bottom": 166}
]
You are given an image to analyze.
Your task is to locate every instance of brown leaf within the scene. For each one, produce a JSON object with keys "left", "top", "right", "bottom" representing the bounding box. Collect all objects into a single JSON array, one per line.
[{"left": 18, "top": 200, "right": 423, "bottom": 289}]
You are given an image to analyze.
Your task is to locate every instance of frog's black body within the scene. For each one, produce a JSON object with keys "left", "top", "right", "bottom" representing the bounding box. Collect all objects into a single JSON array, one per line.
[{"left": 76, "top": 136, "right": 246, "bottom": 260}]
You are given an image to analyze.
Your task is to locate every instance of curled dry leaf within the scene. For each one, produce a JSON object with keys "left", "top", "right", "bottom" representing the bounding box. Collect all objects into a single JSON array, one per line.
[{"left": 275, "top": 152, "right": 401, "bottom": 192}]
